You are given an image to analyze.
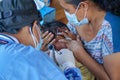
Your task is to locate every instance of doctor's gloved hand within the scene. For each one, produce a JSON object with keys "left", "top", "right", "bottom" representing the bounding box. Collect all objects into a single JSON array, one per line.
[{"left": 55, "top": 49, "right": 76, "bottom": 70}]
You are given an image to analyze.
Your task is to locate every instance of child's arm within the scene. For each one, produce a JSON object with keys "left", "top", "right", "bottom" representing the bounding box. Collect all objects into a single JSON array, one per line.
[{"left": 55, "top": 49, "right": 82, "bottom": 80}]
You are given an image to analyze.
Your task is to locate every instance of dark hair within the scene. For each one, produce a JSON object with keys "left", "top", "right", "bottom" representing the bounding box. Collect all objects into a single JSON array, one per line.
[
  {"left": 65, "top": 0, "right": 81, "bottom": 8},
  {"left": 41, "top": 21, "right": 69, "bottom": 39},
  {"left": 65, "top": 0, "right": 120, "bottom": 16}
]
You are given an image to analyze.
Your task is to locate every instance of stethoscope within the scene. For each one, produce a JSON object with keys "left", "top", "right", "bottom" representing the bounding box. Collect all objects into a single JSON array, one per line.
[{"left": 48, "top": 44, "right": 61, "bottom": 66}]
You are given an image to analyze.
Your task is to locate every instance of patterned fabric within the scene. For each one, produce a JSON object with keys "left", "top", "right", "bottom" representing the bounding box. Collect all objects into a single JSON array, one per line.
[
  {"left": 82, "top": 20, "right": 113, "bottom": 64},
  {"left": 67, "top": 22, "right": 77, "bottom": 34}
]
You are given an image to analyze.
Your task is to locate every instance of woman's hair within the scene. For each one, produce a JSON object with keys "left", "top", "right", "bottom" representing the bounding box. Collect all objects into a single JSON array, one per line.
[{"left": 65, "top": 0, "right": 120, "bottom": 16}]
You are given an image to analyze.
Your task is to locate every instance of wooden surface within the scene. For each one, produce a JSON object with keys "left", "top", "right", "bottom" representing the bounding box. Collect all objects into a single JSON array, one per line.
[{"left": 50, "top": 0, "right": 68, "bottom": 24}]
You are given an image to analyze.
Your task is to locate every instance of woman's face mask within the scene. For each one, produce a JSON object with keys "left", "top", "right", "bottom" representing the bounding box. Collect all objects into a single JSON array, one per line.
[
  {"left": 64, "top": 3, "right": 89, "bottom": 27},
  {"left": 29, "top": 25, "right": 43, "bottom": 50}
]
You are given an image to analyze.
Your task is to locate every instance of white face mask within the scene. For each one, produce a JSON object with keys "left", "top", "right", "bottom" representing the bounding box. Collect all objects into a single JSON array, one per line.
[
  {"left": 29, "top": 25, "right": 43, "bottom": 50},
  {"left": 64, "top": 3, "right": 89, "bottom": 27}
]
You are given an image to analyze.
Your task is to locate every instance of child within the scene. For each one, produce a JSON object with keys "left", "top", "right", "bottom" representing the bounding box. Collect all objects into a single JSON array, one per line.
[
  {"left": 42, "top": 21, "right": 82, "bottom": 80},
  {"left": 42, "top": 21, "right": 95, "bottom": 80},
  {"left": 42, "top": 21, "right": 75, "bottom": 50}
]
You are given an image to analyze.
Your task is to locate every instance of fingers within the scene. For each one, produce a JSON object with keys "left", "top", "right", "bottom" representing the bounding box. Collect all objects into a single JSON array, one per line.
[
  {"left": 62, "top": 30, "right": 76, "bottom": 40},
  {"left": 65, "top": 30, "right": 71, "bottom": 36},
  {"left": 62, "top": 30, "right": 71, "bottom": 38},
  {"left": 61, "top": 32, "right": 67, "bottom": 38},
  {"left": 49, "top": 39, "right": 56, "bottom": 44},
  {"left": 43, "top": 32, "right": 54, "bottom": 44},
  {"left": 41, "top": 31, "right": 55, "bottom": 51},
  {"left": 42, "top": 31, "right": 49, "bottom": 38},
  {"left": 44, "top": 33, "right": 54, "bottom": 42},
  {"left": 76, "top": 35, "right": 80, "bottom": 42},
  {"left": 59, "top": 39, "right": 69, "bottom": 44}
]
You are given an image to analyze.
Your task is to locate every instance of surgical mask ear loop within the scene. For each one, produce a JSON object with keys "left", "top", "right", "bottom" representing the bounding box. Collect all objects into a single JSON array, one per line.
[
  {"left": 32, "top": 26, "right": 39, "bottom": 45},
  {"left": 35, "top": 25, "right": 42, "bottom": 43},
  {"left": 84, "top": 8, "right": 88, "bottom": 18},
  {"left": 30, "top": 25, "right": 41, "bottom": 48},
  {"left": 75, "top": 2, "right": 81, "bottom": 14},
  {"left": 29, "top": 27, "right": 37, "bottom": 47},
  {"left": 75, "top": 2, "right": 88, "bottom": 19}
]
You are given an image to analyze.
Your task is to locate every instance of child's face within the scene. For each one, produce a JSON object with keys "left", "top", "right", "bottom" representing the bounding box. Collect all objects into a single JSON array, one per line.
[
  {"left": 53, "top": 27, "right": 68, "bottom": 51},
  {"left": 53, "top": 35, "right": 67, "bottom": 51}
]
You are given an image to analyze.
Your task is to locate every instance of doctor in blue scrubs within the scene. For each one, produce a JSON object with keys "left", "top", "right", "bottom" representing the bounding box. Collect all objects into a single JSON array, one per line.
[{"left": 0, "top": 0, "right": 82, "bottom": 80}]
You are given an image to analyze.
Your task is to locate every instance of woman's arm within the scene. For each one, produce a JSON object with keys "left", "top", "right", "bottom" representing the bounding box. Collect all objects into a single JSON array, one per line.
[
  {"left": 59, "top": 36, "right": 110, "bottom": 80},
  {"left": 103, "top": 53, "right": 120, "bottom": 80},
  {"left": 75, "top": 48, "right": 109, "bottom": 80}
]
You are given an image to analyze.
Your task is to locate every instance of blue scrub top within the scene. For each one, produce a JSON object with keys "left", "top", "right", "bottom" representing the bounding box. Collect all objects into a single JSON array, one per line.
[{"left": 0, "top": 33, "right": 67, "bottom": 80}]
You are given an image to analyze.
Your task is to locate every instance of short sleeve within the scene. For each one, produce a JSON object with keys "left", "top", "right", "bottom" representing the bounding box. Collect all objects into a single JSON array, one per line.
[
  {"left": 102, "top": 23, "right": 113, "bottom": 57},
  {"left": 105, "top": 12, "right": 120, "bottom": 53}
]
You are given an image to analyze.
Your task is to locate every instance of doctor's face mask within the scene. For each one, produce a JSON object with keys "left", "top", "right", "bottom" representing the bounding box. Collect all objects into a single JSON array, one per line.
[
  {"left": 29, "top": 25, "right": 43, "bottom": 50},
  {"left": 64, "top": 2, "right": 89, "bottom": 27}
]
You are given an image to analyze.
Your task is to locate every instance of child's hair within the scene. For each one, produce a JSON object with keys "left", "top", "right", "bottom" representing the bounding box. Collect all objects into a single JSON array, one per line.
[{"left": 41, "top": 21, "right": 69, "bottom": 39}]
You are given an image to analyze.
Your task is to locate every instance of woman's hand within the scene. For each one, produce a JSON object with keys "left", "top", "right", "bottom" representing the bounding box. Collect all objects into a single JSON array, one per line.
[
  {"left": 59, "top": 34, "right": 110, "bottom": 80},
  {"left": 62, "top": 30, "right": 76, "bottom": 40},
  {"left": 59, "top": 35, "right": 84, "bottom": 55},
  {"left": 41, "top": 31, "right": 55, "bottom": 51}
]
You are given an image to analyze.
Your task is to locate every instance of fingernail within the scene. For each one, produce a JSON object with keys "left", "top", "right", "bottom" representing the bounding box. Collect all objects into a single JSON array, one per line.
[
  {"left": 49, "top": 32, "right": 52, "bottom": 35},
  {"left": 65, "top": 30, "right": 68, "bottom": 32},
  {"left": 51, "top": 34, "right": 54, "bottom": 37},
  {"left": 65, "top": 37, "right": 72, "bottom": 40},
  {"left": 45, "top": 31, "right": 49, "bottom": 33},
  {"left": 58, "top": 40, "right": 63, "bottom": 42},
  {"left": 53, "top": 39, "right": 56, "bottom": 41}
]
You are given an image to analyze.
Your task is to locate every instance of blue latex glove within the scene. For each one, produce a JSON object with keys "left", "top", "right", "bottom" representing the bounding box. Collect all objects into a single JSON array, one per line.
[{"left": 64, "top": 68, "right": 82, "bottom": 80}]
